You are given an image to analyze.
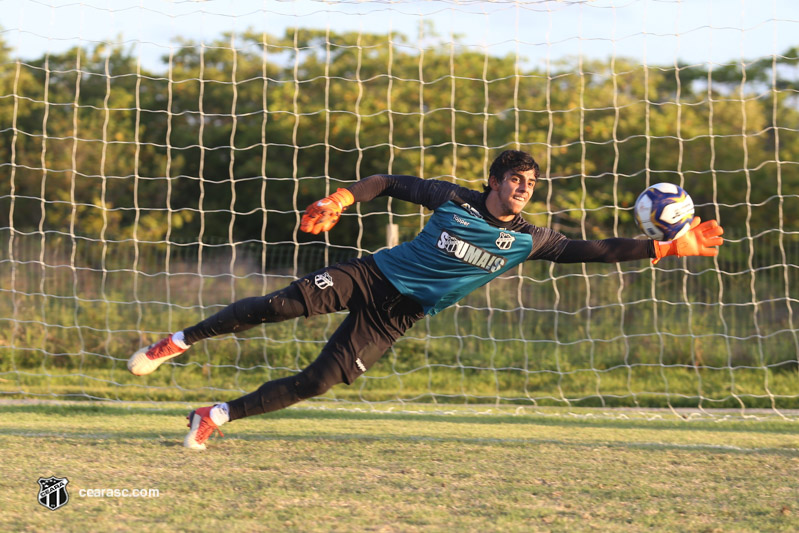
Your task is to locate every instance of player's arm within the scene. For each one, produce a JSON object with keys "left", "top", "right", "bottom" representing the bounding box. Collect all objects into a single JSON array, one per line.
[
  {"left": 301, "top": 174, "right": 461, "bottom": 234},
  {"left": 554, "top": 237, "right": 654, "bottom": 263},
  {"left": 522, "top": 224, "right": 653, "bottom": 263},
  {"left": 527, "top": 217, "right": 723, "bottom": 264}
]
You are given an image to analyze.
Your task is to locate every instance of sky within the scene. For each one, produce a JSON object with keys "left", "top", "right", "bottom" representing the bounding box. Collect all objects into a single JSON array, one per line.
[{"left": 2, "top": 0, "right": 799, "bottom": 72}]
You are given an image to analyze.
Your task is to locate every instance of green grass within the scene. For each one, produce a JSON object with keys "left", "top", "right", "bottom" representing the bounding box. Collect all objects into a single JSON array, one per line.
[
  {"left": 2, "top": 401, "right": 798, "bottom": 532},
  {"left": 4, "top": 359, "right": 799, "bottom": 409}
]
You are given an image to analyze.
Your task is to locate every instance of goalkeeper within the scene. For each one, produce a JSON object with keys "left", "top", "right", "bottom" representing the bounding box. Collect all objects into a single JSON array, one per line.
[{"left": 127, "top": 150, "right": 724, "bottom": 449}]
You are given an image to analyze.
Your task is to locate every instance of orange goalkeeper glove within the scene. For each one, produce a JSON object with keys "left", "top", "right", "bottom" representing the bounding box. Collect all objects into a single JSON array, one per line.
[
  {"left": 300, "top": 188, "right": 355, "bottom": 235},
  {"left": 653, "top": 217, "right": 724, "bottom": 265}
]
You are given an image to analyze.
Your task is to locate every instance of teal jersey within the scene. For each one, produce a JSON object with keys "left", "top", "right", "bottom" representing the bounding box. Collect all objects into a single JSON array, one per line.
[
  {"left": 351, "top": 174, "right": 652, "bottom": 316},
  {"left": 374, "top": 201, "right": 534, "bottom": 315}
]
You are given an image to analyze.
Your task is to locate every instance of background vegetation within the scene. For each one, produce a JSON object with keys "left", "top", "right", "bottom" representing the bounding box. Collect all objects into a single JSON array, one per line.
[{"left": 1, "top": 27, "right": 797, "bottom": 408}]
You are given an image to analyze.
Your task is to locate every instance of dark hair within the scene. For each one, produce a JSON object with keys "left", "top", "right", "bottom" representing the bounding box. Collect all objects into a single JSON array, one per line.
[{"left": 484, "top": 150, "right": 540, "bottom": 192}]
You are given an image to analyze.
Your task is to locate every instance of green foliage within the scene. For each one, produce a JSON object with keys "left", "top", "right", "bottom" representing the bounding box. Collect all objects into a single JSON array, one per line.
[
  {"left": 2, "top": 28, "right": 798, "bottom": 407},
  {"left": 2, "top": 29, "right": 797, "bottom": 251}
]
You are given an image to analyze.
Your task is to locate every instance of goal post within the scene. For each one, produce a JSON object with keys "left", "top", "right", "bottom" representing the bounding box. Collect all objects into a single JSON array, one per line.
[{"left": 1, "top": 0, "right": 798, "bottom": 417}]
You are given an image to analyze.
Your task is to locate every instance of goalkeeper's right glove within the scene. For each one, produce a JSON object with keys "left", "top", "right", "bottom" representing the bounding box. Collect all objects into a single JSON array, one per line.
[
  {"left": 652, "top": 216, "right": 724, "bottom": 265},
  {"left": 300, "top": 188, "right": 355, "bottom": 235}
]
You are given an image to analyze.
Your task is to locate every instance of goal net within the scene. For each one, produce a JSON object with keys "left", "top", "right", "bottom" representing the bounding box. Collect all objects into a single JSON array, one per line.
[{"left": 2, "top": 0, "right": 798, "bottom": 417}]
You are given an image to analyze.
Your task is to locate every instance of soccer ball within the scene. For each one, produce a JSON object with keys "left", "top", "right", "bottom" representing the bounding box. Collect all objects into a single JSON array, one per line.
[{"left": 634, "top": 183, "right": 695, "bottom": 240}]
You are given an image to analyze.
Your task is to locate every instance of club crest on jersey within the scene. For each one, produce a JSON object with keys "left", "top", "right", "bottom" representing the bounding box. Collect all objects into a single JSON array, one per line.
[
  {"left": 495, "top": 232, "right": 515, "bottom": 250},
  {"left": 314, "top": 272, "right": 334, "bottom": 289},
  {"left": 436, "top": 231, "right": 506, "bottom": 273}
]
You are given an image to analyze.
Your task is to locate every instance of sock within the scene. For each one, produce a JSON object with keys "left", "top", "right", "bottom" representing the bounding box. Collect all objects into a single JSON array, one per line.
[
  {"left": 209, "top": 403, "right": 230, "bottom": 426},
  {"left": 171, "top": 331, "right": 190, "bottom": 350}
]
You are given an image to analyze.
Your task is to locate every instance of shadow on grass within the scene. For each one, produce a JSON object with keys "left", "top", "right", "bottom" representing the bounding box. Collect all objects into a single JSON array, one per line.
[
  {"left": 1, "top": 401, "right": 797, "bottom": 434},
  {"left": 2, "top": 424, "right": 797, "bottom": 458}
]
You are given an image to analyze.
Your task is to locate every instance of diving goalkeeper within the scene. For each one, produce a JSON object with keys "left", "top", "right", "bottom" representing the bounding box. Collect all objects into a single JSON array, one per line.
[{"left": 127, "top": 150, "right": 724, "bottom": 449}]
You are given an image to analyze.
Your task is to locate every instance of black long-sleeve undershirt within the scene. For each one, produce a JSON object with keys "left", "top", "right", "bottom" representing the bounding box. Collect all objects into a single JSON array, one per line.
[{"left": 556, "top": 238, "right": 655, "bottom": 263}]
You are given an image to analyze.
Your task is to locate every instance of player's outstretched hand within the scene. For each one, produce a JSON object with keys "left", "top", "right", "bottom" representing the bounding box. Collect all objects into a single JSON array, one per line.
[
  {"left": 653, "top": 217, "right": 724, "bottom": 265},
  {"left": 300, "top": 188, "right": 355, "bottom": 234}
]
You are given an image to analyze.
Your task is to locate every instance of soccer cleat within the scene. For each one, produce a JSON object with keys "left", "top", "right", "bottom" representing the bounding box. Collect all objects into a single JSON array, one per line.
[
  {"left": 127, "top": 336, "right": 187, "bottom": 376},
  {"left": 184, "top": 406, "right": 224, "bottom": 450}
]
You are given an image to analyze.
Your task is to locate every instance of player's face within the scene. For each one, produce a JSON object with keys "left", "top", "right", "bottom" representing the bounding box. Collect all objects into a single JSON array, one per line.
[{"left": 487, "top": 169, "right": 537, "bottom": 221}]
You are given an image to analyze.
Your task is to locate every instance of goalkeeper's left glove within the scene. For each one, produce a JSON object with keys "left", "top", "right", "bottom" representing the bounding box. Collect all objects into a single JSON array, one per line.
[
  {"left": 652, "top": 216, "right": 724, "bottom": 265},
  {"left": 300, "top": 188, "right": 355, "bottom": 235}
]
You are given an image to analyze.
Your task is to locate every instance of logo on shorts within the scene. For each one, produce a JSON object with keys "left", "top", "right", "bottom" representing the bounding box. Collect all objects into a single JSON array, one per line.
[
  {"left": 314, "top": 272, "right": 334, "bottom": 290},
  {"left": 495, "top": 232, "right": 515, "bottom": 250},
  {"left": 355, "top": 358, "right": 367, "bottom": 373},
  {"left": 38, "top": 476, "right": 69, "bottom": 511}
]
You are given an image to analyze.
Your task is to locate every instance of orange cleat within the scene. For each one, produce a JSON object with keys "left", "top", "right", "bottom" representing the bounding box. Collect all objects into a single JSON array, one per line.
[{"left": 127, "top": 336, "right": 187, "bottom": 376}]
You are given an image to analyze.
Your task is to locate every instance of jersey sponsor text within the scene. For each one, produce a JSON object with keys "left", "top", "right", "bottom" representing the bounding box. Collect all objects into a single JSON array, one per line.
[{"left": 436, "top": 231, "right": 506, "bottom": 272}]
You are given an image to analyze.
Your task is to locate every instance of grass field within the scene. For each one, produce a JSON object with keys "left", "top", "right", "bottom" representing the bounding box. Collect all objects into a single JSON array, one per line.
[{"left": 2, "top": 402, "right": 798, "bottom": 532}]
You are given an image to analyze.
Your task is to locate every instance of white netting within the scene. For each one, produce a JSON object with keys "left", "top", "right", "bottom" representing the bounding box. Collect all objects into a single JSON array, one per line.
[{"left": 1, "top": 0, "right": 798, "bottom": 417}]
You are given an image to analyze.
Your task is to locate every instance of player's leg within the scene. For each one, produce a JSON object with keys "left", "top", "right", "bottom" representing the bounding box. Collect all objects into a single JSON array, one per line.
[
  {"left": 214, "top": 258, "right": 425, "bottom": 420},
  {"left": 227, "top": 352, "right": 347, "bottom": 419},
  {"left": 184, "top": 288, "right": 425, "bottom": 449},
  {"left": 181, "top": 284, "right": 307, "bottom": 343},
  {"left": 127, "top": 284, "right": 307, "bottom": 376},
  {"left": 184, "top": 312, "right": 360, "bottom": 450},
  {"left": 184, "top": 352, "right": 346, "bottom": 449},
  {"left": 183, "top": 315, "right": 364, "bottom": 450},
  {"left": 129, "top": 258, "right": 368, "bottom": 376}
]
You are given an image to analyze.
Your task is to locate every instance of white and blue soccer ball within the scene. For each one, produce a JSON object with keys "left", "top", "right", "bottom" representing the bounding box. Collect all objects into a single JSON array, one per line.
[{"left": 634, "top": 183, "right": 695, "bottom": 241}]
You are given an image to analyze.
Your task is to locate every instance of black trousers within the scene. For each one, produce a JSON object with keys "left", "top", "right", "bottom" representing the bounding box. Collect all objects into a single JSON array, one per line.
[{"left": 183, "top": 256, "right": 425, "bottom": 421}]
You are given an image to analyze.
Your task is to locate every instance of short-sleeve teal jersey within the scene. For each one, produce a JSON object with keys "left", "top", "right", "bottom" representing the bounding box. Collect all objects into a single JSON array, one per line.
[{"left": 374, "top": 201, "right": 535, "bottom": 315}]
